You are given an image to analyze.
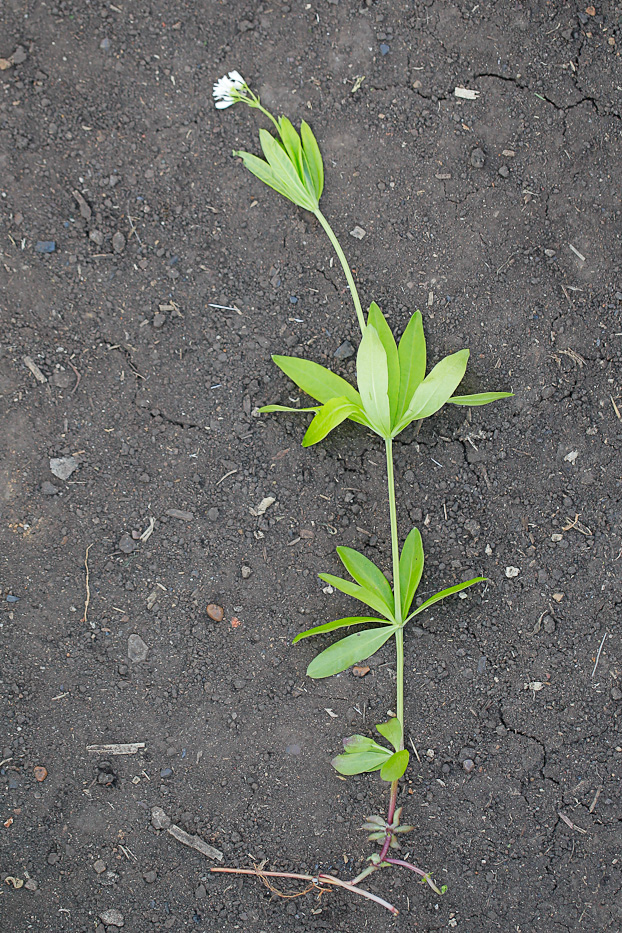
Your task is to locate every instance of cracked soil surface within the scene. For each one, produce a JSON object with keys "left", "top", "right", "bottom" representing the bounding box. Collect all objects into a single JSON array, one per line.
[{"left": 1, "top": 1, "right": 621, "bottom": 931}]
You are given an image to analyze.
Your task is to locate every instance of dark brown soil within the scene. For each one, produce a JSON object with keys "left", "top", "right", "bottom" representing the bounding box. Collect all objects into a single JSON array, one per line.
[{"left": 1, "top": 2, "right": 621, "bottom": 931}]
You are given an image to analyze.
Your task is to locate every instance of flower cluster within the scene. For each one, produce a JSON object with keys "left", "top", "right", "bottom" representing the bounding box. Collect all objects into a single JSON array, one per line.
[{"left": 212, "top": 70, "right": 247, "bottom": 109}]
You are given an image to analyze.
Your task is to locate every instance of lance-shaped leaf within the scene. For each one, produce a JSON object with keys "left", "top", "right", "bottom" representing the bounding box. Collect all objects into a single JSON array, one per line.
[
  {"left": 258, "top": 404, "right": 319, "bottom": 414},
  {"left": 307, "top": 625, "right": 398, "bottom": 679},
  {"left": 357, "top": 323, "right": 391, "bottom": 437},
  {"left": 394, "top": 348, "right": 469, "bottom": 432},
  {"left": 300, "top": 120, "right": 324, "bottom": 200},
  {"left": 380, "top": 749, "right": 410, "bottom": 782},
  {"left": 399, "top": 527, "right": 424, "bottom": 618},
  {"left": 272, "top": 355, "right": 361, "bottom": 406},
  {"left": 376, "top": 717, "right": 402, "bottom": 752},
  {"left": 318, "top": 572, "right": 395, "bottom": 620},
  {"left": 302, "top": 396, "right": 362, "bottom": 447},
  {"left": 336, "top": 546, "right": 394, "bottom": 617},
  {"left": 406, "top": 576, "right": 486, "bottom": 623},
  {"left": 234, "top": 150, "right": 299, "bottom": 204},
  {"left": 277, "top": 116, "right": 304, "bottom": 182},
  {"left": 341, "top": 734, "right": 386, "bottom": 754},
  {"left": 332, "top": 749, "right": 391, "bottom": 775},
  {"left": 396, "top": 311, "right": 426, "bottom": 422},
  {"left": 367, "top": 302, "right": 400, "bottom": 425},
  {"left": 259, "top": 128, "right": 318, "bottom": 211},
  {"left": 448, "top": 391, "right": 514, "bottom": 406},
  {"left": 292, "top": 615, "right": 387, "bottom": 644}
]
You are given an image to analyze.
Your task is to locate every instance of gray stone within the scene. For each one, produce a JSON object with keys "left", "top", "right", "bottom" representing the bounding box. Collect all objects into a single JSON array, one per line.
[
  {"left": 89, "top": 230, "right": 104, "bottom": 246},
  {"left": 50, "top": 456, "right": 78, "bottom": 480},
  {"left": 118, "top": 533, "right": 136, "bottom": 554},
  {"left": 498, "top": 165, "right": 510, "bottom": 178},
  {"left": 470, "top": 147, "right": 485, "bottom": 168},
  {"left": 99, "top": 909, "right": 124, "bottom": 927},
  {"left": 543, "top": 616, "right": 556, "bottom": 634},
  {"left": 41, "top": 481, "right": 59, "bottom": 495},
  {"left": 93, "top": 859, "right": 106, "bottom": 874},
  {"left": 128, "top": 633, "right": 148, "bottom": 663},
  {"left": 241, "top": 565, "right": 252, "bottom": 579},
  {"left": 207, "top": 507, "right": 219, "bottom": 521},
  {"left": 334, "top": 340, "right": 354, "bottom": 360},
  {"left": 52, "top": 371, "right": 72, "bottom": 388},
  {"left": 112, "top": 231, "right": 126, "bottom": 253},
  {"left": 153, "top": 312, "right": 166, "bottom": 328},
  {"left": 151, "top": 806, "right": 171, "bottom": 830},
  {"left": 165, "top": 508, "right": 194, "bottom": 521}
]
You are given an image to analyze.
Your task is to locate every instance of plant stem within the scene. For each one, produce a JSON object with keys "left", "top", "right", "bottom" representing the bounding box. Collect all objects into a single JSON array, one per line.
[
  {"left": 314, "top": 209, "right": 366, "bottom": 334},
  {"left": 210, "top": 867, "right": 399, "bottom": 914},
  {"left": 380, "top": 437, "right": 405, "bottom": 859}
]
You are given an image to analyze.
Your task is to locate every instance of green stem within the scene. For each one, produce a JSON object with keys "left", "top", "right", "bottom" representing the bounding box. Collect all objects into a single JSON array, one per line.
[
  {"left": 385, "top": 438, "right": 403, "bottom": 735},
  {"left": 314, "top": 209, "right": 366, "bottom": 335},
  {"left": 380, "top": 437, "right": 404, "bottom": 859}
]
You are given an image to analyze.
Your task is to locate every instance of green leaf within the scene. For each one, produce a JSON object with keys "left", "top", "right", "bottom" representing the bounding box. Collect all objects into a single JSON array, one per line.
[
  {"left": 277, "top": 116, "right": 304, "bottom": 182},
  {"left": 332, "top": 750, "right": 390, "bottom": 775},
  {"left": 318, "top": 572, "right": 395, "bottom": 620},
  {"left": 342, "top": 734, "right": 386, "bottom": 754},
  {"left": 375, "top": 717, "right": 402, "bottom": 752},
  {"left": 234, "top": 150, "right": 299, "bottom": 203},
  {"left": 367, "top": 302, "right": 400, "bottom": 425},
  {"left": 336, "top": 546, "right": 394, "bottom": 616},
  {"left": 380, "top": 749, "right": 410, "bottom": 782},
  {"left": 258, "top": 129, "right": 318, "bottom": 211},
  {"left": 357, "top": 323, "right": 391, "bottom": 436},
  {"left": 300, "top": 120, "right": 324, "bottom": 200},
  {"left": 302, "top": 396, "right": 361, "bottom": 447},
  {"left": 396, "top": 311, "right": 426, "bottom": 420},
  {"left": 448, "top": 391, "right": 514, "bottom": 406},
  {"left": 292, "top": 616, "right": 384, "bottom": 644},
  {"left": 258, "top": 404, "right": 319, "bottom": 414},
  {"left": 407, "top": 576, "right": 486, "bottom": 621},
  {"left": 272, "top": 355, "right": 361, "bottom": 406},
  {"left": 395, "top": 348, "right": 470, "bottom": 430},
  {"left": 399, "top": 527, "right": 424, "bottom": 618},
  {"left": 307, "top": 625, "right": 398, "bottom": 678}
]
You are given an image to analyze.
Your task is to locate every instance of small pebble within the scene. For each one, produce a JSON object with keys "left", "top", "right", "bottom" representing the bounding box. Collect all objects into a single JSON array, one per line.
[
  {"left": 233, "top": 678, "right": 246, "bottom": 690},
  {"left": 470, "top": 148, "right": 485, "bottom": 168},
  {"left": 112, "top": 231, "right": 126, "bottom": 253},
  {"left": 50, "top": 456, "right": 78, "bottom": 480},
  {"left": 24, "top": 879, "right": 38, "bottom": 891},
  {"left": 35, "top": 240, "right": 56, "bottom": 253},
  {"left": 89, "top": 230, "right": 104, "bottom": 246},
  {"left": 241, "top": 565, "right": 252, "bottom": 579},
  {"left": 41, "top": 481, "right": 59, "bottom": 495},
  {"left": 543, "top": 616, "right": 556, "bottom": 634},
  {"left": 206, "top": 604, "right": 224, "bottom": 622},
  {"left": 153, "top": 311, "right": 166, "bottom": 329},
  {"left": 334, "top": 340, "right": 354, "bottom": 360},
  {"left": 143, "top": 870, "right": 157, "bottom": 884},
  {"left": 379, "top": 43, "right": 390, "bottom": 55},
  {"left": 47, "top": 851, "right": 60, "bottom": 864},
  {"left": 505, "top": 566, "right": 520, "bottom": 578},
  {"left": 128, "top": 633, "right": 149, "bottom": 663},
  {"left": 165, "top": 508, "right": 194, "bottom": 521},
  {"left": 33, "top": 765, "right": 48, "bottom": 782},
  {"left": 93, "top": 860, "right": 107, "bottom": 874},
  {"left": 207, "top": 507, "right": 219, "bottom": 521},
  {"left": 463, "top": 759, "right": 475, "bottom": 773},
  {"left": 611, "top": 687, "right": 622, "bottom": 701},
  {"left": 151, "top": 806, "right": 171, "bottom": 830},
  {"left": 99, "top": 909, "right": 124, "bottom": 927},
  {"left": 498, "top": 165, "right": 510, "bottom": 178},
  {"left": 160, "top": 768, "right": 173, "bottom": 778},
  {"left": 350, "top": 225, "right": 366, "bottom": 240},
  {"left": 52, "top": 371, "right": 72, "bottom": 388},
  {"left": 118, "top": 533, "right": 136, "bottom": 554}
]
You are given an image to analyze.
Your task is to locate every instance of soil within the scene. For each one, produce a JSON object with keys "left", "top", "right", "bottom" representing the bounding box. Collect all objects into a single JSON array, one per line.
[{"left": 1, "top": 1, "right": 621, "bottom": 931}]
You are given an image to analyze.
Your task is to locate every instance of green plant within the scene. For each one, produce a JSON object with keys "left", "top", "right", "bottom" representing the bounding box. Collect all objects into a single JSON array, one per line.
[{"left": 212, "top": 71, "right": 512, "bottom": 911}]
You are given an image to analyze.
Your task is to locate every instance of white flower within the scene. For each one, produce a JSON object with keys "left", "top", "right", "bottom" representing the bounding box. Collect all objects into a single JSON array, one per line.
[{"left": 213, "top": 71, "right": 247, "bottom": 109}]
